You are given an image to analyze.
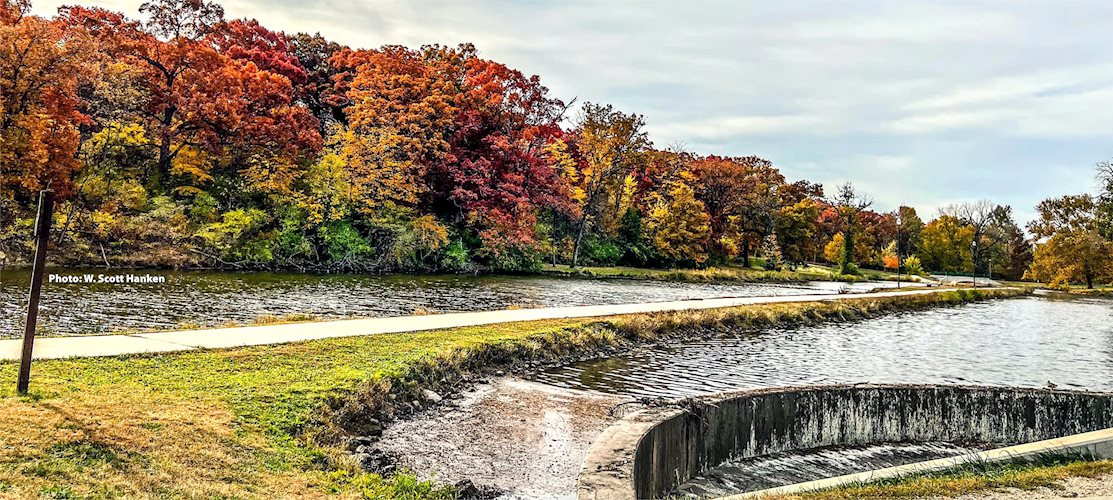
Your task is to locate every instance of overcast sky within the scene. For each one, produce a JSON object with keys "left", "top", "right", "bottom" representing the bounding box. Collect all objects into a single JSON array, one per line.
[{"left": 33, "top": 0, "right": 1113, "bottom": 224}]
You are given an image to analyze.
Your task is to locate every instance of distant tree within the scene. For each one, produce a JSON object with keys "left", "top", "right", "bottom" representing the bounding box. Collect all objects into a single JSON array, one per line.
[
  {"left": 998, "top": 224, "right": 1033, "bottom": 281},
  {"left": 645, "top": 181, "right": 710, "bottom": 265},
  {"left": 1097, "top": 158, "right": 1113, "bottom": 240},
  {"left": 1027, "top": 230, "right": 1112, "bottom": 289},
  {"left": 920, "top": 215, "right": 974, "bottom": 273},
  {"left": 831, "top": 182, "right": 872, "bottom": 274},
  {"left": 1026, "top": 193, "right": 1112, "bottom": 289},
  {"left": 824, "top": 232, "right": 845, "bottom": 265},
  {"left": 896, "top": 206, "right": 924, "bottom": 259},
  {"left": 692, "top": 155, "right": 785, "bottom": 267},
  {"left": 940, "top": 200, "right": 1012, "bottom": 276},
  {"left": 287, "top": 32, "right": 346, "bottom": 130},
  {"left": 568, "top": 103, "right": 650, "bottom": 267},
  {"left": 775, "top": 198, "right": 821, "bottom": 265},
  {"left": 882, "top": 241, "right": 899, "bottom": 271}
]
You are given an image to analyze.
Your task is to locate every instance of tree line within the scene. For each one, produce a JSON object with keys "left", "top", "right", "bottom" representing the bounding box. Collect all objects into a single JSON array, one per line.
[{"left": 1, "top": 0, "right": 1110, "bottom": 286}]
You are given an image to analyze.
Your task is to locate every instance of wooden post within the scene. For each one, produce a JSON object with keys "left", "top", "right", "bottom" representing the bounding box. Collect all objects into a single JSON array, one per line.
[{"left": 17, "top": 190, "right": 52, "bottom": 395}]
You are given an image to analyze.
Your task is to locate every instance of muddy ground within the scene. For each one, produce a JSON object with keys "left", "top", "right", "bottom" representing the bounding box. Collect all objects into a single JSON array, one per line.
[{"left": 377, "top": 377, "right": 628, "bottom": 498}]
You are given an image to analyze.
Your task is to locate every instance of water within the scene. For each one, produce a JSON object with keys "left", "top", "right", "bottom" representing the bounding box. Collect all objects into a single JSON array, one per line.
[
  {"left": 0, "top": 267, "right": 886, "bottom": 336},
  {"left": 533, "top": 294, "right": 1113, "bottom": 396},
  {"left": 529, "top": 293, "right": 1113, "bottom": 498},
  {"left": 676, "top": 442, "right": 991, "bottom": 497}
]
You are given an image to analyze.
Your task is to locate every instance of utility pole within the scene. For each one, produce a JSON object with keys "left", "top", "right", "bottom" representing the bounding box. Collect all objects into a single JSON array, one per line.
[{"left": 18, "top": 190, "right": 52, "bottom": 395}]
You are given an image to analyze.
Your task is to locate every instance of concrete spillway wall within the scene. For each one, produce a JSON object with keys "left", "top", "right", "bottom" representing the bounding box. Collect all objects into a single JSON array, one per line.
[{"left": 578, "top": 384, "right": 1113, "bottom": 499}]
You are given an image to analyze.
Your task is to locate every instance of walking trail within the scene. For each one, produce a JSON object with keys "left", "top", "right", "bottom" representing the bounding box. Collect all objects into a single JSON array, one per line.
[{"left": 1, "top": 287, "right": 956, "bottom": 361}]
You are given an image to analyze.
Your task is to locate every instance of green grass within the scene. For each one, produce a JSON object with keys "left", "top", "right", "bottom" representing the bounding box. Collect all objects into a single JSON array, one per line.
[
  {"left": 794, "top": 457, "right": 1113, "bottom": 499},
  {"left": 540, "top": 262, "right": 878, "bottom": 283},
  {"left": 0, "top": 288, "right": 1025, "bottom": 498}
]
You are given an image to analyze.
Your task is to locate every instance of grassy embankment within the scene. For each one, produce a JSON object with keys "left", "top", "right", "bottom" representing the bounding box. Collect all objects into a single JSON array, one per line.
[
  {"left": 788, "top": 458, "right": 1113, "bottom": 499},
  {"left": 0, "top": 288, "right": 1026, "bottom": 498},
  {"left": 540, "top": 262, "right": 921, "bottom": 284}
]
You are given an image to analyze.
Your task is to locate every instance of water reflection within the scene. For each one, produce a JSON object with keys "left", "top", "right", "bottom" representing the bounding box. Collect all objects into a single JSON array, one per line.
[
  {"left": 0, "top": 268, "right": 889, "bottom": 336},
  {"left": 533, "top": 296, "right": 1113, "bottom": 396}
]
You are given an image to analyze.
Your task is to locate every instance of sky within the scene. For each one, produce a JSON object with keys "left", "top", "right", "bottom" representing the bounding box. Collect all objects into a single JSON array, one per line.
[{"left": 32, "top": 0, "right": 1113, "bottom": 225}]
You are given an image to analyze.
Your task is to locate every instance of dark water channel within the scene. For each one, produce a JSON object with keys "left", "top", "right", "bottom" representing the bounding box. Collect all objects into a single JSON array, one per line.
[{"left": 0, "top": 267, "right": 885, "bottom": 336}]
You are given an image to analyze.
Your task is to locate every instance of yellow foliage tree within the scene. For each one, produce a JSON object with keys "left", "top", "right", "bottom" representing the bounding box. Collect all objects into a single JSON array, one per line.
[
  {"left": 824, "top": 232, "right": 845, "bottom": 264},
  {"left": 1026, "top": 230, "right": 1113, "bottom": 289},
  {"left": 645, "top": 182, "right": 710, "bottom": 265},
  {"left": 340, "top": 127, "right": 424, "bottom": 214},
  {"left": 920, "top": 215, "right": 974, "bottom": 273}
]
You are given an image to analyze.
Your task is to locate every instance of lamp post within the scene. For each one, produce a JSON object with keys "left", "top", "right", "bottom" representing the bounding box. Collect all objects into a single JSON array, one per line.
[
  {"left": 895, "top": 212, "right": 902, "bottom": 289},
  {"left": 971, "top": 239, "right": 977, "bottom": 288}
]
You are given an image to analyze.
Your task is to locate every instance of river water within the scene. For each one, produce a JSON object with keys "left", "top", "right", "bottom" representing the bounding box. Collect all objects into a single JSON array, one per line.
[
  {"left": 532, "top": 293, "right": 1113, "bottom": 395},
  {"left": 379, "top": 293, "right": 1113, "bottom": 498},
  {"left": 0, "top": 267, "right": 888, "bottom": 336}
]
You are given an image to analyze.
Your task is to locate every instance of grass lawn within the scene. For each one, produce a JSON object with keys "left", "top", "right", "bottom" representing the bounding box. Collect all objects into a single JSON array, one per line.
[
  {"left": 794, "top": 458, "right": 1113, "bottom": 499},
  {"left": 0, "top": 289, "right": 1027, "bottom": 498},
  {"left": 539, "top": 262, "right": 883, "bottom": 283}
]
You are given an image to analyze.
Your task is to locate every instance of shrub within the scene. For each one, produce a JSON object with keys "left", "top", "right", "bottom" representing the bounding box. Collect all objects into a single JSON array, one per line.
[{"left": 903, "top": 254, "right": 925, "bottom": 276}]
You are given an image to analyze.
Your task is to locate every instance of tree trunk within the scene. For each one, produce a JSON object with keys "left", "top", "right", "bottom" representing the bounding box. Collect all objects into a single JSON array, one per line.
[
  {"left": 741, "top": 239, "right": 750, "bottom": 268},
  {"left": 156, "top": 107, "right": 176, "bottom": 186},
  {"left": 571, "top": 214, "right": 589, "bottom": 268}
]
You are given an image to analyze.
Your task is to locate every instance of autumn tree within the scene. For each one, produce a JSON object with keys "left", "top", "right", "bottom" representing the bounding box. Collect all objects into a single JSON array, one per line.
[
  {"left": 1097, "top": 158, "right": 1113, "bottom": 239},
  {"left": 1026, "top": 194, "right": 1112, "bottom": 289},
  {"left": 287, "top": 32, "right": 346, "bottom": 130},
  {"left": 824, "top": 232, "right": 845, "bottom": 264},
  {"left": 775, "top": 198, "right": 820, "bottom": 265},
  {"left": 896, "top": 206, "right": 924, "bottom": 260},
  {"left": 940, "top": 200, "right": 1012, "bottom": 276},
  {"left": 998, "top": 224, "right": 1033, "bottom": 281},
  {"left": 831, "top": 182, "right": 872, "bottom": 273},
  {"left": 431, "top": 56, "right": 573, "bottom": 261},
  {"left": 691, "top": 155, "right": 785, "bottom": 266},
  {"left": 334, "top": 44, "right": 464, "bottom": 213},
  {"left": 920, "top": 215, "right": 974, "bottom": 273},
  {"left": 0, "top": 3, "right": 95, "bottom": 203},
  {"left": 645, "top": 181, "right": 710, "bottom": 265},
  {"left": 568, "top": 102, "right": 650, "bottom": 266}
]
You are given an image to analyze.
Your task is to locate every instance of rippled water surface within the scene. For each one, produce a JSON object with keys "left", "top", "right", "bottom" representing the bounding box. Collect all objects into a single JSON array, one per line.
[
  {"left": 678, "top": 442, "right": 991, "bottom": 497},
  {"left": 0, "top": 268, "right": 884, "bottom": 336},
  {"left": 533, "top": 294, "right": 1113, "bottom": 396}
]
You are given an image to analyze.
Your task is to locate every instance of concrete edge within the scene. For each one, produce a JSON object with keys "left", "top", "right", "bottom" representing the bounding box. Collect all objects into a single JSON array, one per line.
[
  {"left": 576, "top": 383, "right": 1113, "bottom": 500},
  {"left": 727, "top": 426, "right": 1113, "bottom": 499},
  {"left": 577, "top": 406, "right": 686, "bottom": 500}
]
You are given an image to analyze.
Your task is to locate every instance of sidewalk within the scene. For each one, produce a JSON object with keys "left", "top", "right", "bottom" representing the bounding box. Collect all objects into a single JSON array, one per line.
[{"left": 0, "top": 288, "right": 952, "bottom": 361}]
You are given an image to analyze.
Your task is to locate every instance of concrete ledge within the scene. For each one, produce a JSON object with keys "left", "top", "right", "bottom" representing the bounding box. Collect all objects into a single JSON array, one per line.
[
  {"left": 730, "top": 426, "right": 1113, "bottom": 498},
  {"left": 577, "top": 385, "right": 1113, "bottom": 499}
]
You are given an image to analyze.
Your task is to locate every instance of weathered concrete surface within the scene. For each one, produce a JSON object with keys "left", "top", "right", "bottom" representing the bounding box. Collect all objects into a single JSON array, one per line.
[
  {"left": 0, "top": 287, "right": 971, "bottom": 361},
  {"left": 378, "top": 378, "right": 625, "bottom": 498},
  {"left": 578, "top": 385, "right": 1113, "bottom": 499}
]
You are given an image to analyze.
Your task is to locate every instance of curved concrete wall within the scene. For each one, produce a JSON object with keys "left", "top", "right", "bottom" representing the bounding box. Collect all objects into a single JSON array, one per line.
[{"left": 578, "top": 384, "right": 1113, "bottom": 499}]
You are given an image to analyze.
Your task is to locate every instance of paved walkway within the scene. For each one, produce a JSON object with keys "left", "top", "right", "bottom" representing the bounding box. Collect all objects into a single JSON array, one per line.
[{"left": 0, "top": 287, "right": 955, "bottom": 361}]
